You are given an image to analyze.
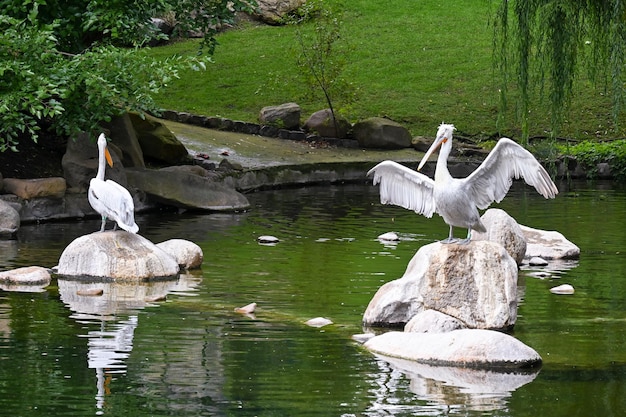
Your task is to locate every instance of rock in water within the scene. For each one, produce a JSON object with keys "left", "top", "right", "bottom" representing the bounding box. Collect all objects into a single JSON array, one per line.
[
  {"left": 363, "top": 241, "right": 518, "bottom": 330},
  {"left": 156, "top": 239, "right": 203, "bottom": 269},
  {"left": 364, "top": 329, "right": 542, "bottom": 369},
  {"left": 57, "top": 231, "right": 179, "bottom": 281}
]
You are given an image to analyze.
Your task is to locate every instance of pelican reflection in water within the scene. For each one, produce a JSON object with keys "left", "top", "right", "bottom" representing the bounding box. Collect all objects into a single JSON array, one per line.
[{"left": 368, "top": 123, "right": 558, "bottom": 243}]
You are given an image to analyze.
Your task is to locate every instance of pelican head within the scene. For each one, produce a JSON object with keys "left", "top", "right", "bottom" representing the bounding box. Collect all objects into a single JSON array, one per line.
[
  {"left": 97, "top": 133, "right": 114, "bottom": 168},
  {"left": 417, "top": 123, "right": 455, "bottom": 171}
]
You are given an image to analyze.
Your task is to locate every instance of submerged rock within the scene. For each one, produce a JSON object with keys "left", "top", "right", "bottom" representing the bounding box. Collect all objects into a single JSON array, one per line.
[
  {"left": 364, "top": 329, "right": 542, "bottom": 369},
  {"left": 305, "top": 317, "right": 333, "bottom": 328},
  {"left": 363, "top": 241, "right": 518, "bottom": 330},
  {"left": 57, "top": 231, "right": 179, "bottom": 281}
]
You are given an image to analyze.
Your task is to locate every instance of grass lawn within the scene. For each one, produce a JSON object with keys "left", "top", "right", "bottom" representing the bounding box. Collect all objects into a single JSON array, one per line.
[{"left": 147, "top": 0, "right": 626, "bottom": 141}]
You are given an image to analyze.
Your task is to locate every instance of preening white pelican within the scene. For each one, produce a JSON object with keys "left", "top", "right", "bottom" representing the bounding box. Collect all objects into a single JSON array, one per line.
[
  {"left": 88, "top": 133, "right": 139, "bottom": 233},
  {"left": 368, "top": 123, "right": 558, "bottom": 243}
]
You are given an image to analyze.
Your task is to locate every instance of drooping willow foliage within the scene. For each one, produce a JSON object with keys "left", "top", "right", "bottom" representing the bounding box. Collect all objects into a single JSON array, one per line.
[{"left": 493, "top": 0, "right": 626, "bottom": 143}]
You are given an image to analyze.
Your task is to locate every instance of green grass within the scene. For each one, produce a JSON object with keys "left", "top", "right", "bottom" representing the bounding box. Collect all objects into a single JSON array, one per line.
[{"left": 147, "top": 0, "right": 626, "bottom": 141}]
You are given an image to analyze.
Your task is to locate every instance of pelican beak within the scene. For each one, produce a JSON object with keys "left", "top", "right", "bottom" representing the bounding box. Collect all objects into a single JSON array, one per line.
[
  {"left": 417, "top": 136, "right": 447, "bottom": 171},
  {"left": 104, "top": 147, "right": 113, "bottom": 167}
]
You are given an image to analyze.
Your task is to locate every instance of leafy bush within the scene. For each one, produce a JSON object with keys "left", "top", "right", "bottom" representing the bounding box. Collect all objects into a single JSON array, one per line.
[
  {"left": 0, "top": 0, "right": 254, "bottom": 151},
  {"left": 559, "top": 140, "right": 626, "bottom": 180}
]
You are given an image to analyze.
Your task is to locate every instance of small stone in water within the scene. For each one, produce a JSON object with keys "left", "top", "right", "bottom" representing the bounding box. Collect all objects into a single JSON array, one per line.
[
  {"left": 257, "top": 235, "right": 279, "bottom": 244},
  {"left": 235, "top": 302, "right": 257, "bottom": 314},
  {"left": 529, "top": 256, "right": 549, "bottom": 266},
  {"left": 145, "top": 294, "right": 167, "bottom": 302},
  {"left": 76, "top": 288, "right": 104, "bottom": 296},
  {"left": 378, "top": 232, "right": 399, "bottom": 242},
  {"left": 351, "top": 333, "right": 375, "bottom": 344},
  {"left": 550, "top": 284, "right": 575, "bottom": 294},
  {"left": 305, "top": 317, "right": 333, "bottom": 328}
]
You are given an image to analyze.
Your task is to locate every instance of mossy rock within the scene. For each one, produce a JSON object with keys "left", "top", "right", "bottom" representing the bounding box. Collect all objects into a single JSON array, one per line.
[{"left": 129, "top": 112, "right": 189, "bottom": 164}]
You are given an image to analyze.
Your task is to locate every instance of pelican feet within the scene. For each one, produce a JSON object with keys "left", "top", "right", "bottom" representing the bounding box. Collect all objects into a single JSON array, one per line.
[{"left": 439, "top": 237, "right": 460, "bottom": 244}]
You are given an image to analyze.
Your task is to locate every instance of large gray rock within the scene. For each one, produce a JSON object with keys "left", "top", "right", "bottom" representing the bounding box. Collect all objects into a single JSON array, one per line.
[
  {"left": 126, "top": 167, "right": 249, "bottom": 211},
  {"left": 57, "top": 231, "right": 179, "bottom": 280},
  {"left": 129, "top": 112, "right": 189, "bottom": 164},
  {"left": 3, "top": 177, "right": 66, "bottom": 200},
  {"left": 363, "top": 241, "right": 518, "bottom": 330},
  {"left": 62, "top": 132, "right": 128, "bottom": 192},
  {"left": 521, "top": 225, "right": 580, "bottom": 259},
  {"left": 473, "top": 208, "right": 527, "bottom": 265},
  {"left": 259, "top": 102, "right": 301, "bottom": 130},
  {"left": 303, "top": 109, "right": 351, "bottom": 138},
  {"left": 0, "top": 199, "right": 20, "bottom": 237},
  {"left": 364, "top": 329, "right": 542, "bottom": 369},
  {"left": 251, "top": 0, "right": 306, "bottom": 25},
  {"left": 353, "top": 117, "right": 412, "bottom": 149}
]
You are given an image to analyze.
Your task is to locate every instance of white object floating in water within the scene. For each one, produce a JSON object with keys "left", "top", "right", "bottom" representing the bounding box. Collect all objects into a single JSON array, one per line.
[
  {"left": 529, "top": 256, "right": 549, "bottom": 266},
  {"left": 378, "top": 232, "right": 400, "bottom": 242},
  {"left": 550, "top": 284, "right": 575, "bottom": 295},
  {"left": 351, "top": 333, "right": 376, "bottom": 344},
  {"left": 305, "top": 317, "right": 333, "bottom": 328},
  {"left": 257, "top": 235, "right": 280, "bottom": 244},
  {"left": 234, "top": 302, "right": 257, "bottom": 314}
]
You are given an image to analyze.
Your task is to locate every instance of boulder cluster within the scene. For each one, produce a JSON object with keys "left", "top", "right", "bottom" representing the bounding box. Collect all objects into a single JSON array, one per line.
[{"left": 360, "top": 208, "right": 580, "bottom": 370}]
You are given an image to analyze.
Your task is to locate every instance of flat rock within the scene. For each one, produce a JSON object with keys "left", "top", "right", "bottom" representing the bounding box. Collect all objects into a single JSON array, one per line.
[
  {"left": 126, "top": 167, "right": 250, "bottom": 211},
  {"left": 3, "top": 177, "right": 66, "bottom": 199},
  {"left": 0, "top": 266, "right": 51, "bottom": 287},
  {"left": 57, "top": 231, "right": 179, "bottom": 281},
  {"left": 156, "top": 239, "right": 203, "bottom": 269},
  {"left": 364, "top": 329, "right": 542, "bottom": 369},
  {"left": 521, "top": 225, "right": 580, "bottom": 259}
]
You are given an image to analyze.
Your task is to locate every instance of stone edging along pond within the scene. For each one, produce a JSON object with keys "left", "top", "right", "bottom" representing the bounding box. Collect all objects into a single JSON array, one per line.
[{"left": 160, "top": 109, "right": 615, "bottom": 182}]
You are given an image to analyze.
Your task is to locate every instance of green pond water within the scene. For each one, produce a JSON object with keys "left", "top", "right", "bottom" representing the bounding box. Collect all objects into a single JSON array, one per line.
[{"left": 0, "top": 180, "right": 625, "bottom": 416}]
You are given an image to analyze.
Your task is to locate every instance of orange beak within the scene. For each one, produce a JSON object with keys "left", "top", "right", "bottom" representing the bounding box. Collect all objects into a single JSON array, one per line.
[
  {"left": 104, "top": 147, "right": 113, "bottom": 167},
  {"left": 417, "top": 136, "right": 447, "bottom": 171}
]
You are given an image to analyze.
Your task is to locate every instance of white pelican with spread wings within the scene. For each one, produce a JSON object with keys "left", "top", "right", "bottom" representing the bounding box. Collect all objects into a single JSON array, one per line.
[{"left": 368, "top": 123, "right": 558, "bottom": 243}]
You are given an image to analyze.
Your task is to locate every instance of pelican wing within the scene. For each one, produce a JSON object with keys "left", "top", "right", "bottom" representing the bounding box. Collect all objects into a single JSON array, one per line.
[
  {"left": 367, "top": 160, "right": 436, "bottom": 217},
  {"left": 105, "top": 180, "right": 137, "bottom": 229},
  {"left": 464, "top": 138, "right": 558, "bottom": 209}
]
